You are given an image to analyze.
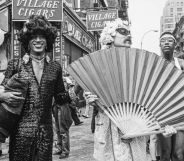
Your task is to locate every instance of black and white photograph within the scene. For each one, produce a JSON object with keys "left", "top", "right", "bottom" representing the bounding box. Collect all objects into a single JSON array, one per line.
[{"left": 0, "top": 0, "right": 184, "bottom": 161}]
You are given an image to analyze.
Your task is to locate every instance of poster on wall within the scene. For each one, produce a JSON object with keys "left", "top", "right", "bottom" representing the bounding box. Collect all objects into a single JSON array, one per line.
[{"left": 12, "top": 0, "right": 63, "bottom": 21}]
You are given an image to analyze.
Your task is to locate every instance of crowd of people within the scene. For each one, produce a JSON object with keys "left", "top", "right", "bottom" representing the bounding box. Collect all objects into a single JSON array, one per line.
[{"left": 0, "top": 14, "right": 183, "bottom": 161}]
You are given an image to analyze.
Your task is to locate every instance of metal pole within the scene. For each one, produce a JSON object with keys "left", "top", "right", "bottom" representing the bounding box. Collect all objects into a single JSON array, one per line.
[{"left": 141, "top": 29, "right": 158, "bottom": 50}]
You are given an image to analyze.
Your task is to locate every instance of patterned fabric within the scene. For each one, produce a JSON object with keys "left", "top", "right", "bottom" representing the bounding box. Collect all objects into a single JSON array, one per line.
[
  {"left": 2, "top": 58, "right": 70, "bottom": 161},
  {"left": 94, "top": 112, "right": 151, "bottom": 161}
]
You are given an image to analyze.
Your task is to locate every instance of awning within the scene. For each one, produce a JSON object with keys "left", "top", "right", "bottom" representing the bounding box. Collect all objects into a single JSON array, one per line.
[
  {"left": 0, "top": 28, "right": 6, "bottom": 45},
  {"left": 0, "top": 7, "right": 8, "bottom": 32}
]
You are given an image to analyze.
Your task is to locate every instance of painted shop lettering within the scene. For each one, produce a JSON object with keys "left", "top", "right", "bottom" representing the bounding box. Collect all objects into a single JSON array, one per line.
[
  {"left": 16, "top": 0, "right": 60, "bottom": 8},
  {"left": 13, "top": 29, "right": 20, "bottom": 57},
  {"left": 66, "top": 20, "right": 94, "bottom": 51},
  {"left": 91, "top": 20, "right": 112, "bottom": 28},
  {"left": 18, "top": 8, "right": 55, "bottom": 19},
  {"left": 55, "top": 30, "right": 61, "bottom": 53},
  {"left": 88, "top": 12, "right": 116, "bottom": 21},
  {"left": 16, "top": 0, "right": 60, "bottom": 19}
]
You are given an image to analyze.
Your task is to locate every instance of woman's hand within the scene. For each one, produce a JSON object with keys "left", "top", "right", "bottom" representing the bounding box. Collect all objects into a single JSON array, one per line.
[
  {"left": 0, "top": 87, "right": 25, "bottom": 106},
  {"left": 85, "top": 92, "right": 98, "bottom": 105},
  {"left": 162, "top": 125, "right": 177, "bottom": 137}
]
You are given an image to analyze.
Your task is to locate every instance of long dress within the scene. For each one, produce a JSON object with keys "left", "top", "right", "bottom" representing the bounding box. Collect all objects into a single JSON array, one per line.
[
  {"left": 94, "top": 111, "right": 151, "bottom": 161},
  {"left": 2, "top": 57, "right": 70, "bottom": 161}
]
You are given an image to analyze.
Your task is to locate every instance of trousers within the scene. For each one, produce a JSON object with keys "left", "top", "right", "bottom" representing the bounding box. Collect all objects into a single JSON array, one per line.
[{"left": 158, "top": 131, "right": 184, "bottom": 161}]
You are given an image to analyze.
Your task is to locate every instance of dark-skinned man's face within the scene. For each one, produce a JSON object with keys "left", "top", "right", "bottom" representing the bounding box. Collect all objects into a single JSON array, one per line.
[{"left": 160, "top": 34, "right": 175, "bottom": 56}]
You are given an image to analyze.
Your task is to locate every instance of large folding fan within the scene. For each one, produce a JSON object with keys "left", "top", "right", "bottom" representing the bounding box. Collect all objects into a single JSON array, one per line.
[{"left": 67, "top": 47, "right": 184, "bottom": 138}]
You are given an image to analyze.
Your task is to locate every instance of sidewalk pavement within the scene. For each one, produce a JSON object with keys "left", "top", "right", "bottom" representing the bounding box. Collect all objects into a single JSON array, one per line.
[{"left": 0, "top": 107, "right": 96, "bottom": 161}]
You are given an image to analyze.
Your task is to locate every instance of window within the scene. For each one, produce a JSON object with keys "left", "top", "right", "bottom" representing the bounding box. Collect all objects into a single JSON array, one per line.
[
  {"left": 165, "top": 24, "right": 173, "bottom": 28},
  {"left": 177, "top": 8, "right": 182, "bottom": 12},
  {"left": 170, "top": 8, "right": 173, "bottom": 12},
  {"left": 165, "top": 18, "right": 173, "bottom": 23}
]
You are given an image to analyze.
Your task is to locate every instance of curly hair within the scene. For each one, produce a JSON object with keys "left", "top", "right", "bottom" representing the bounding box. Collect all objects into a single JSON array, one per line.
[{"left": 18, "top": 15, "right": 58, "bottom": 53}]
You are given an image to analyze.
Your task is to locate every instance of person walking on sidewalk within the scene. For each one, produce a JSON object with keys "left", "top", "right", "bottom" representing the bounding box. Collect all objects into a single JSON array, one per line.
[
  {"left": 84, "top": 18, "right": 177, "bottom": 161},
  {"left": 52, "top": 102, "right": 73, "bottom": 159},
  {"left": 65, "top": 76, "right": 83, "bottom": 126},
  {"left": 82, "top": 91, "right": 91, "bottom": 118},
  {"left": 0, "top": 15, "right": 71, "bottom": 161}
]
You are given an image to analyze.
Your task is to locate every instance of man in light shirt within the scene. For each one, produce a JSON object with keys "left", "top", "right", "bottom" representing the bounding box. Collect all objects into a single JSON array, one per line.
[{"left": 157, "top": 31, "right": 184, "bottom": 161}]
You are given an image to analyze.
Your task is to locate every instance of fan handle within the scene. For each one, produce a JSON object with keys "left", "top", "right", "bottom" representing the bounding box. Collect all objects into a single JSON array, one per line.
[{"left": 122, "top": 126, "right": 184, "bottom": 139}]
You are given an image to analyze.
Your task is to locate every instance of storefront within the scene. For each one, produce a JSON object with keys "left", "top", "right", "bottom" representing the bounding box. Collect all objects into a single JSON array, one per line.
[
  {"left": 62, "top": 4, "right": 96, "bottom": 71},
  {"left": 0, "top": 1, "right": 97, "bottom": 74}
]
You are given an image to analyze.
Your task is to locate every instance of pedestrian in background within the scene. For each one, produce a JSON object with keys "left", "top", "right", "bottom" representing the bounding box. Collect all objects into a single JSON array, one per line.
[
  {"left": 0, "top": 15, "right": 71, "bottom": 161},
  {"left": 65, "top": 76, "right": 83, "bottom": 126},
  {"left": 52, "top": 102, "right": 73, "bottom": 159},
  {"left": 82, "top": 90, "right": 91, "bottom": 118}
]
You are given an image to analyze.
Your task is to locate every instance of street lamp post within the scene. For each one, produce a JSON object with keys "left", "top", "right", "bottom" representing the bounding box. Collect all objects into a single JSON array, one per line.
[{"left": 140, "top": 29, "right": 158, "bottom": 50}]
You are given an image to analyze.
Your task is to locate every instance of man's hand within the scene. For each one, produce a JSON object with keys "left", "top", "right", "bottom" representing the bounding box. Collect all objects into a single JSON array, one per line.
[
  {"left": 0, "top": 90, "right": 25, "bottom": 107},
  {"left": 163, "top": 125, "right": 177, "bottom": 137},
  {"left": 85, "top": 92, "right": 98, "bottom": 105}
]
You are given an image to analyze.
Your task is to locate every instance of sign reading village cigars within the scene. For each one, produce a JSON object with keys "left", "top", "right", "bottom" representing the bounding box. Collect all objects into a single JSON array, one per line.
[
  {"left": 86, "top": 9, "right": 118, "bottom": 31},
  {"left": 12, "top": 0, "right": 63, "bottom": 21}
]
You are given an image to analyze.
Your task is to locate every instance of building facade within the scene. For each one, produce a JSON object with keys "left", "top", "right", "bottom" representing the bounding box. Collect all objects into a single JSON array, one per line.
[
  {"left": 0, "top": 0, "right": 108, "bottom": 76},
  {"left": 160, "top": 0, "right": 184, "bottom": 33}
]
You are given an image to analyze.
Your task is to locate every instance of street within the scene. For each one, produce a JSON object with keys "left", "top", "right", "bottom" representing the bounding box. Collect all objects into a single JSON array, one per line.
[{"left": 0, "top": 108, "right": 96, "bottom": 161}]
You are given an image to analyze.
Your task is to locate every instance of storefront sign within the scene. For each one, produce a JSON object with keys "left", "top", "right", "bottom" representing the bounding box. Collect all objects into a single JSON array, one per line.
[
  {"left": 13, "top": 22, "right": 21, "bottom": 59},
  {"left": 12, "top": 0, "right": 63, "bottom": 21},
  {"left": 86, "top": 9, "right": 118, "bottom": 31},
  {"left": 53, "top": 24, "right": 62, "bottom": 64},
  {"left": 63, "top": 13, "right": 95, "bottom": 52}
]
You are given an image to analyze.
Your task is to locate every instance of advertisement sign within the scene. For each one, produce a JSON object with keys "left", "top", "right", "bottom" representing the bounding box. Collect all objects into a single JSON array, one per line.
[
  {"left": 12, "top": 22, "right": 21, "bottom": 60},
  {"left": 53, "top": 23, "right": 62, "bottom": 64},
  {"left": 63, "top": 13, "right": 95, "bottom": 52},
  {"left": 12, "top": 0, "right": 63, "bottom": 21},
  {"left": 86, "top": 9, "right": 118, "bottom": 31}
]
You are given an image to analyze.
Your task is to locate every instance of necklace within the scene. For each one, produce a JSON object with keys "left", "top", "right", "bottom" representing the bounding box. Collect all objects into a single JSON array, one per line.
[{"left": 30, "top": 54, "right": 45, "bottom": 69}]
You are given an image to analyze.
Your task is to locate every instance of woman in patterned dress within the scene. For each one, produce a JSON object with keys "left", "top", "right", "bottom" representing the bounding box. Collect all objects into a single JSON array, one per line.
[{"left": 0, "top": 15, "right": 71, "bottom": 161}]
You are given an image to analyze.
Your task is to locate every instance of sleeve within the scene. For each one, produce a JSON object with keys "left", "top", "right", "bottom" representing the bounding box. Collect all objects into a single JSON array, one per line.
[
  {"left": 75, "top": 84, "right": 83, "bottom": 95},
  {"left": 54, "top": 63, "right": 71, "bottom": 105},
  {"left": 1, "top": 59, "right": 19, "bottom": 86}
]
